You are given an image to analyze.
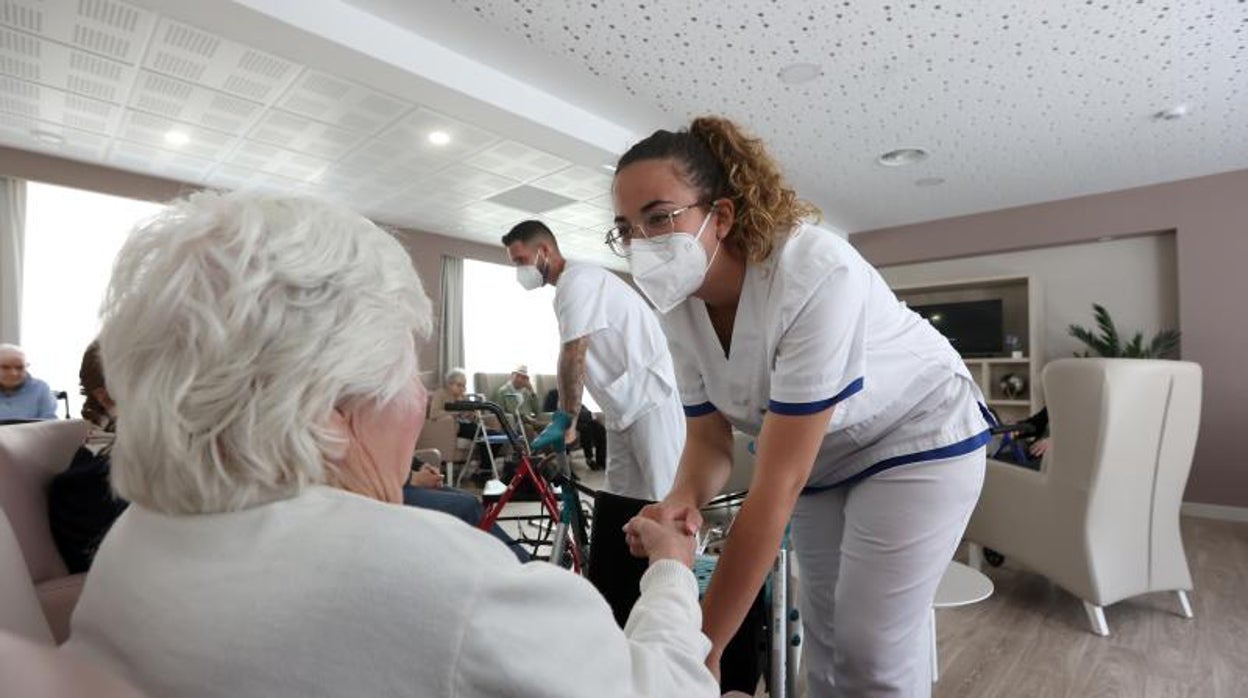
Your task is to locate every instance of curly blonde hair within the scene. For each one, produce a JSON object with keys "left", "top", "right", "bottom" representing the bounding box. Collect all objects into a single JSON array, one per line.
[{"left": 617, "top": 115, "right": 819, "bottom": 263}]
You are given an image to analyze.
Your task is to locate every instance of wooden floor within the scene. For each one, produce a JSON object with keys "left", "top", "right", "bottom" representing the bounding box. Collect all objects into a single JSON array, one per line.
[
  {"left": 476, "top": 460, "right": 1248, "bottom": 696},
  {"left": 934, "top": 516, "right": 1248, "bottom": 697}
]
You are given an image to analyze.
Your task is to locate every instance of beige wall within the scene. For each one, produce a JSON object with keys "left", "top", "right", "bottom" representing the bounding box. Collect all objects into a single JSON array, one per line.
[
  {"left": 854, "top": 169, "right": 1248, "bottom": 508},
  {"left": 880, "top": 234, "right": 1179, "bottom": 366}
]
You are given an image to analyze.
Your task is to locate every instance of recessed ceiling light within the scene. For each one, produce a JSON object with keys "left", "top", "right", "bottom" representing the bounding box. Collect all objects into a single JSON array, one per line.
[
  {"left": 915, "top": 177, "right": 946, "bottom": 187},
  {"left": 428, "top": 131, "right": 451, "bottom": 146},
  {"left": 877, "top": 148, "right": 929, "bottom": 167},
  {"left": 602, "top": 164, "right": 617, "bottom": 172},
  {"left": 778, "top": 62, "right": 822, "bottom": 85},
  {"left": 30, "top": 129, "right": 64, "bottom": 145},
  {"left": 1153, "top": 105, "right": 1188, "bottom": 121},
  {"left": 164, "top": 130, "right": 190, "bottom": 146}
]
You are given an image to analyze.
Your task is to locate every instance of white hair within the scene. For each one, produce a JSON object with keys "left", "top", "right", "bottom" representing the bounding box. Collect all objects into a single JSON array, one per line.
[
  {"left": 444, "top": 367, "right": 467, "bottom": 386},
  {"left": 0, "top": 344, "right": 25, "bottom": 361},
  {"left": 98, "top": 191, "right": 432, "bottom": 515}
]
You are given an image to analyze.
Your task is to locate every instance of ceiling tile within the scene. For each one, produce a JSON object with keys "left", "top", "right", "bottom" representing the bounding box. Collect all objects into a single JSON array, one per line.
[
  {"left": 0, "top": 27, "right": 137, "bottom": 102},
  {"left": 128, "top": 69, "right": 263, "bottom": 133},
  {"left": 1, "top": 0, "right": 156, "bottom": 65},
  {"left": 531, "top": 165, "right": 613, "bottom": 201},
  {"left": 0, "top": 75, "right": 118, "bottom": 133},
  {"left": 416, "top": 162, "right": 519, "bottom": 200},
  {"left": 544, "top": 200, "right": 613, "bottom": 230},
  {"left": 107, "top": 140, "right": 217, "bottom": 182},
  {"left": 143, "top": 18, "right": 300, "bottom": 102},
  {"left": 0, "top": 112, "right": 108, "bottom": 159},
  {"left": 465, "top": 139, "right": 570, "bottom": 182},
  {"left": 376, "top": 107, "right": 499, "bottom": 162},
  {"left": 224, "top": 139, "right": 332, "bottom": 181},
  {"left": 247, "top": 109, "right": 364, "bottom": 160},
  {"left": 456, "top": 199, "right": 529, "bottom": 227},
  {"left": 277, "top": 69, "right": 412, "bottom": 133},
  {"left": 338, "top": 136, "right": 450, "bottom": 179},
  {"left": 117, "top": 108, "right": 235, "bottom": 160},
  {"left": 204, "top": 164, "right": 310, "bottom": 194},
  {"left": 588, "top": 192, "right": 615, "bottom": 211}
]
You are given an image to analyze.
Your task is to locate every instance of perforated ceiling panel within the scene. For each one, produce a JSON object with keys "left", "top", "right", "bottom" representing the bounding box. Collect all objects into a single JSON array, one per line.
[
  {"left": 144, "top": 19, "right": 298, "bottom": 102},
  {"left": 0, "top": 0, "right": 623, "bottom": 267},
  {"left": 453, "top": 0, "right": 1248, "bottom": 231},
  {"left": 279, "top": 69, "right": 411, "bottom": 133},
  {"left": 467, "top": 139, "right": 571, "bottom": 183}
]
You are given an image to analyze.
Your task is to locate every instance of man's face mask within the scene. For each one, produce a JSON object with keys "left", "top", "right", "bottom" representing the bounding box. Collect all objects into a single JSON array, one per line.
[{"left": 516, "top": 249, "right": 546, "bottom": 291}]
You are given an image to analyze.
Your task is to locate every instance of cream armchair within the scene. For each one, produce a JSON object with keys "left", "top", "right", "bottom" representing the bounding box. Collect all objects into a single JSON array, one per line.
[
  {"left": 965, "top": 358, "right": 1202, "bottom": 636},
  {"left": 0, "top": 420, "right": 93, "bottom": 643}
]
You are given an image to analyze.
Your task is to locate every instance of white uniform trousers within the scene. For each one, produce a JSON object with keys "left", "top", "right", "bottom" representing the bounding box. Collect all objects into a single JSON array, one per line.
[
  {"left": 791, "top": 449, "right": 986, "bottom": 697},
  {"left": 602, "top": 397, "right": 684, "bottom": 501}
]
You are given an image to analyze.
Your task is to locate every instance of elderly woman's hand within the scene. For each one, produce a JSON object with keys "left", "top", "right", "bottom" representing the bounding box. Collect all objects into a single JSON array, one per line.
[
  {"left": 409, "top": 464, "right": 443, "bottom": 489},
  {"left": 1028, "top": 438, "right": 1050, "bottom": 458},
  {"left": 622, "top": 515, "right": 697, "bottom": 569}
]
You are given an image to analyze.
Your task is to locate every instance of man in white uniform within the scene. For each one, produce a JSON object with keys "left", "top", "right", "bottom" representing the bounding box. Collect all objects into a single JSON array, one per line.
[{"left": 503, "top": 220, "right": 683, "bottom": 501}]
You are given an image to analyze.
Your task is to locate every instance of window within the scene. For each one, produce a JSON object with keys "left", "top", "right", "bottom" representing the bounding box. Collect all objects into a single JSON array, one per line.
[
  {"left": 21, "top": 182, "right": 162, "bottom": 418},
  {"left": 462, "top": 257, "right": 558, "bottom": 377},
  {"left": 461, "top": 258, "right": 598, "bottom": 410}
]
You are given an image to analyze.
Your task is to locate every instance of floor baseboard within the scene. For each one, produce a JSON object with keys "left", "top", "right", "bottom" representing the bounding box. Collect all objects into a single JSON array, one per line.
[{"left": 1181, "top": 501, "right": 1248, "bottom": 522}]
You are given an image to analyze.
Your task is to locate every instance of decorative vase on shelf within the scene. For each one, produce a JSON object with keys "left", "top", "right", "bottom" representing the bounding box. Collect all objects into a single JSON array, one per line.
[
  {"left": 1004, "top": 334, "right": 1023, "bottom": 358},
  {"left": 1000, "top": 373, "right": 1027, "bottom": 400}
]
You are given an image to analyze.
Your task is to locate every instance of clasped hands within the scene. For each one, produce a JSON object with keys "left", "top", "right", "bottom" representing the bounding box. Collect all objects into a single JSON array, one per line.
[{"left": 623, "top": 499, "right": 702, "bottom": 569}]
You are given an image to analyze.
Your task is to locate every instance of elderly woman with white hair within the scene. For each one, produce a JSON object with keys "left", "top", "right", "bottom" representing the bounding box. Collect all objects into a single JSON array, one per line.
[{"left": 63, "top": 192, "right": 719, "bottom": 697}]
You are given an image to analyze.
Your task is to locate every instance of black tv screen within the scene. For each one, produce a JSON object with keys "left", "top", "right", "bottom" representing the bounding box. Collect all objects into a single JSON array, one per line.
[{"left": 912, "top": 300, "right": 1004, "bottom": 357}]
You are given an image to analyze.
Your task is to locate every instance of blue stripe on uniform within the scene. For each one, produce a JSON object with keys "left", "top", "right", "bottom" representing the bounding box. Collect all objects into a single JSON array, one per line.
[
  {"left": 683, "top": 402, "right": 718, "bottom": 418},
  {"left": 768, "top": 376, "right": 864, "bottom": 416},
  {"left": 801, "top": 428, "right": 991, "bottom": 495},
  {"left": 978, "top": 402, "right": 999, "bottom": 427}
]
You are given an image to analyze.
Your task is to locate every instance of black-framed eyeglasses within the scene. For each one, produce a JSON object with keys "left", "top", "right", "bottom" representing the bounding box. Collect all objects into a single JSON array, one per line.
[{"left": 603, "top": 201, "right": 712, "bottom": 257}]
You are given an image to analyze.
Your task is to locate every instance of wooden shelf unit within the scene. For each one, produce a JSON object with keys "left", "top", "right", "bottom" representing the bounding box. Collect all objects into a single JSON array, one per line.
[{"left": 891, "top": 275, "right": 1044, "bottom": 424}]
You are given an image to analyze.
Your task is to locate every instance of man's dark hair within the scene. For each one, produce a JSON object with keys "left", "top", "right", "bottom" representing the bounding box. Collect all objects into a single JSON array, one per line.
[
  {"left": 502, "top": 220, "right": 557, "bottom": 247},
  {"left": 79, "top": 340, "right": 108, "bottom": 426}
]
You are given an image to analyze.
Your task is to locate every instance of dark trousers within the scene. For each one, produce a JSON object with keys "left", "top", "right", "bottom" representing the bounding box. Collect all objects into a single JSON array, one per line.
[
  {"left": 586, "top": 491, "right": 764, "bottom": 694},
  {"left": 577, "top": 417, "right": 607, "bottom": 468}
]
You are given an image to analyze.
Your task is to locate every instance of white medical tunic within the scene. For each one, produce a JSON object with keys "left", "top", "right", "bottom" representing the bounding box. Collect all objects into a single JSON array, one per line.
[
  {"left": 554, "top": 262, "right": 684, "bottom": 499},
  {"left": 662, "top": 224, "right": 991, "bottom": 490}
]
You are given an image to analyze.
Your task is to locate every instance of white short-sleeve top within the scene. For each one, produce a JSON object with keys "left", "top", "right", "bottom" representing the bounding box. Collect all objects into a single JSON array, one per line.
[
  {"left": 554, "top": 262, "right": 678, "bottom": 431},
  {"left": 661, "top": 224, "right": 991, "bottom": 489}
]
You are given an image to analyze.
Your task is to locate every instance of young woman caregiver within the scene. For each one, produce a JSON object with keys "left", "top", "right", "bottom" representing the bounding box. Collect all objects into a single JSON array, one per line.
[{"left": 615, "top": 116, "right": 990, "bottom": 697}]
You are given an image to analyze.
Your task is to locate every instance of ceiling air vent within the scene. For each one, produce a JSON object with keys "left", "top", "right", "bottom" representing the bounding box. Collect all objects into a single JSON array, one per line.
[{"left": 487, "top": 185, "right": 577, "bottom": 214}]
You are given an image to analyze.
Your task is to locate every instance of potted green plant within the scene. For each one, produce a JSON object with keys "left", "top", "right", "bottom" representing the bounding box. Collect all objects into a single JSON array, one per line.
[{"left": 1068, "top": 304, "right": 1181, "bottom": 358}]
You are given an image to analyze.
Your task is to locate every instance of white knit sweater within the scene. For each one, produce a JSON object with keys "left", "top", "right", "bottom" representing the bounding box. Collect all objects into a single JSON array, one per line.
[{"left": 65, "top": 486, "right": 718, "bottom": 697}]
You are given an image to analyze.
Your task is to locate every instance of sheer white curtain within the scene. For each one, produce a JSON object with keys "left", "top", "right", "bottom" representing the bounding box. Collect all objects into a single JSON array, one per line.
[
  {"left": 0, "top": 177, "right": 25, "bottom": 344},
  {"left": 438, "top": 255, "right": 464, "bottom": 382},
  {"left": 21, "top": 183, "right": 161, "bottom": 417}
]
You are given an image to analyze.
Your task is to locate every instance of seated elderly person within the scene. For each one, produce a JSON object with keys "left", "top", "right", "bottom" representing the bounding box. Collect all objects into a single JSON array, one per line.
[
  {"left": 47, "top": 340, "right": 129, "bottom": 573},
  {"left": 63, "top": 192, "right": 717, "bottom": 697},
  {"left": 494, "top": 364, "right": 541, "bottom": 432},
  {"left": 0, "top": 343, "right": 57, "bottom": 421},
  {"left": 428, "top": 366, "right": 503, "bottom": 468}
]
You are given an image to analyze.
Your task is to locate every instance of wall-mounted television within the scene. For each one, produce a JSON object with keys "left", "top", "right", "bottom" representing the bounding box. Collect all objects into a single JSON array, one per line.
[{"left": 911, "top": 299, "right": 1004, "bottom": 357}]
